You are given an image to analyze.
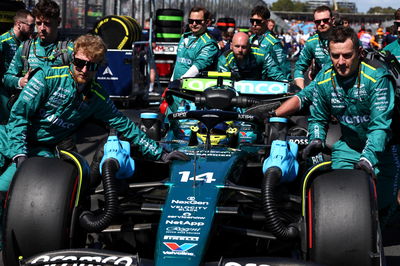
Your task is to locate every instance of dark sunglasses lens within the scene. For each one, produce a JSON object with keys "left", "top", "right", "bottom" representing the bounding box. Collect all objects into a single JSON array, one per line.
[
  {"left": 250, "top": 19, "right": 262, "bottom": 25},
  {"left": 73, "top": 58, "right": 99, "bottom": 71},
  {"left": 315, "top": 18, "right": 330, "bottom": 24},
  {"left": 188, "top": 19, "right": 203, "bottom": 24},
  {"left": 73, "top": 58, "right": 86, "bottom": 68}
]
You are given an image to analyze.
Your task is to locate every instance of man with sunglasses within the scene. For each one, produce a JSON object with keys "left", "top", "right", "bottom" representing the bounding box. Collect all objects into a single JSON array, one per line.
[
  {"left": 0, "top": 9, "right": 34, "bottom": 124},
  {"left": 294, "top": 5, "right": 334, "bottom": 89},
  {"left": 3, "top": 0, "right": 73, "bottom": 104},
  {"left": 168, "top": 6, "right": 218, "bottom": 115},
  {"left": 217, "top": 32, "right": 287, "bottom": 81},
  {"left": 171, "top": 6, "right": 218, "bottom": 82},
  {"left": 0, "top": 34, "right": 189, "bottom": 248},
  {"left": 303, "top": 26, "right": 400, "bottom": 228},
  {"left": 0, "top": 33, "right": 189, "bottom": 199},
  {"left": 249, "top": 6, "right": 291, "bottom": 81}
]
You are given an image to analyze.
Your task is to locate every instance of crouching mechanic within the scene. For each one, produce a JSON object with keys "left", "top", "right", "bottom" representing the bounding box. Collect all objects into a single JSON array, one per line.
[
  {"left": 217, "top": 32, "right": 287, "bottom": 81},
  {"left": 302, "top": 26, "right": 400, "bottom": 227},
  {"left": 0, "top": 34, "right": 188, "bottom": 196}
]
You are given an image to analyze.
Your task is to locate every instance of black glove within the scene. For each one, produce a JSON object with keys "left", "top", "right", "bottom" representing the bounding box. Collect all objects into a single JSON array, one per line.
[
  {"left": 266, "top": 110, "right": 277, "bottom": 118},
  {"left": 161, "top": 150, "right": 190, "bottom": 163},
  {"left": 13, "top": 155, "right": 27, "bottom": 168},
  {"left": 355, "top": 158, "right": 375, "bottom": 177},
  {"left": 302, "top": 139, "right": 324, "bottom": 160}
]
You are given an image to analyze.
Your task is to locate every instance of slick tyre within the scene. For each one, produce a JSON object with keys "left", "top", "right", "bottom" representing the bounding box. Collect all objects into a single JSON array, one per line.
[
  {"left": 308, "top": 169, "right": 381, "bottom": 266},
  {"left": 3, "top": 157, "right": 79, "bottom": 266},
  {"left": 155, "top": 9, "right": 184, "bottom": 28}
]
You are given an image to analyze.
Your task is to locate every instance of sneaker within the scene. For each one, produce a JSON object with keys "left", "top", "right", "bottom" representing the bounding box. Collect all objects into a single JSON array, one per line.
[{"left": 149, "top": 91, "right": 160, "bottom": 97}]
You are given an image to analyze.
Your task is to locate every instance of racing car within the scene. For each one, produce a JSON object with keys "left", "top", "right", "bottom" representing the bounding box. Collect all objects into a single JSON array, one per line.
[{"left": 2, "top": 73, "right": 383, "bottom": 266}]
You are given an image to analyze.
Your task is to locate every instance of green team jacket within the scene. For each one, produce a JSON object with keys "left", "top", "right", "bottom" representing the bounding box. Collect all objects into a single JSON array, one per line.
[
  {"left": 383, "top": 38, "right": 400, "bottom": 62},
  {"left": 217, "top": 46, "right": 287, "bottom": 81},
  {"left": 0, "top": 29, "right": 21, "bottom": 84},
  {"left": 293, "top": 33, "right": 331, "bottom": 80},
  {"left": 249, "top": 30, "right": 291, "bottom": 80},
  {"left": 2, "top": 65, "right": 163, "bottom": 160},
  {"left": 3, "top": 36, "right": 73, "bottom": 90},
  {"left": 308, "top": 61, "right": 394, "bottom": 166},
  {"left": 172, "top": 31, "right": 218, "bottom": 80}
]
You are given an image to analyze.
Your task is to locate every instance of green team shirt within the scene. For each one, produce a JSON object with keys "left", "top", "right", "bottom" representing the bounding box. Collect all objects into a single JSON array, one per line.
[
  {"left": 3, "top": 36, "right": 73, "bottom": 90},
  {"left": 383, "top": 39, "right": 400, "bottom": 62},
  {"left": 3, "top": 65, "right": 163, "bottom": 160},
  {"left": 250, "top": 30, "right": 291, "bottom": 80},
  {"left": 172, "top": 31, "right": 218, "bottom": 80},
  {"left": 294, "top": 33, "right": 331, "bottom": 80},
  {"left": 0, "top": 29, "right": 21, "bottom": 84},
  {"left": 217, "top": 46, "right": 287, "bottom": 81},
  {"left": 308, "top": 61, "right": 394, "bottom": 166}
]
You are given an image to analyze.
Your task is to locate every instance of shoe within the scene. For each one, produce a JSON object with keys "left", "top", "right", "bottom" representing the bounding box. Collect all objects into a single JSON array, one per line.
[{"left": 149, "top": 92, "right": 160, "bottom": 97}]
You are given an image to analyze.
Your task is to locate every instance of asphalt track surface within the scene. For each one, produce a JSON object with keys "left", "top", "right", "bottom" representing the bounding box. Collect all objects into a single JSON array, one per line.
[{"left": 1, "top": 106, "right": 399, "bottom": 265}]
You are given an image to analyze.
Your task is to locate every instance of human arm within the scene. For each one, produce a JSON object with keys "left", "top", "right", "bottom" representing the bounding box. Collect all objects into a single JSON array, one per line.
[
  {"left": 186, "top": 38, "right": 218, "bottom": 76},
  {"left": 293, "top": 41, "right": 314, "bottom": 89},
  {"left": 275, "top": 80, "right": 316, "bottom": 116},
  {"left": 307, "top": 82, "right": 330, "bottom": 142},
  {"left": 3, "top": 44, "right": 25, "bottom": 90},
  {"left": 92, "top": 90, "right": 164, "bottom": 160},
  {"left": 6, "top": 69, "right": 48, "bottom": 158},
  {"left": 360, "top": 75, "right": 394, "bottom": 166}
]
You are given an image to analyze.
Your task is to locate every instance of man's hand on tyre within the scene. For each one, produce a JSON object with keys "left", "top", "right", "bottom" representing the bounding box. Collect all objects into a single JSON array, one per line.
[
  {"left": 355, "top": 157, "right": 375, "bottom": 177},
  {"left": 13, "top": 155, "right": 27, "bottom": 168}
]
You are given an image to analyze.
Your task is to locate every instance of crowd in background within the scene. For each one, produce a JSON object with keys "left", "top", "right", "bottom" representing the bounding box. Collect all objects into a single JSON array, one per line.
[{"left": 205, "top": 16, "right": 399, "bottom": 61}]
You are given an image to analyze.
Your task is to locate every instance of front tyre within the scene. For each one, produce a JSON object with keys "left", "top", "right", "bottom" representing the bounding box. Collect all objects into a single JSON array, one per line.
[
  {"left": 308, "top": 169, "right": 382, "bottom": 266},
  {"left": 3, "top": 157, "right": 80, "bottom": 266}
]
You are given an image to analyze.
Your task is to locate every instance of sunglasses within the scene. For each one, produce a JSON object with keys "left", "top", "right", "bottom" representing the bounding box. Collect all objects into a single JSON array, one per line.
[
  {"left": 314, "top": 18, "right": 330, "bottom": 25},
  {"left": 20, "top": 21, "right": 35, "bottom": 28},
  {"left": 73, "top": 57, "right": 100, "bottom": 71},
  {"left": 250, "top": 18, "right": 263, "bottom": 25},
  {"left": 188, "top": 19, "right": 204, "bottom": 24}
]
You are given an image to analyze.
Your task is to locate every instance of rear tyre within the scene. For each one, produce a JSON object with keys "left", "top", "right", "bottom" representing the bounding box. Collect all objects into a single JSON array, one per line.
[
  {"left": 3, "top": 157, "right": 80, "bottom": 266},
  {"left": 308, "top": 169, "right": 382, "bottom": 266}
]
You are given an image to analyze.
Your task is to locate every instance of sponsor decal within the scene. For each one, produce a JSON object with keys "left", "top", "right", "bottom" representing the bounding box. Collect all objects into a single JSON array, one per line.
[
  {"left": 235, "top": 81, "right": 287, "bottom": 95},
  {"left": 170, "top": 205, "right": 207, "bottom": 212},
  {"left": 164, "top": 242, "right": 197, "bottom": 252},
  {"left": 154, "top": 44, "right": 178, "bottom": 54},
  {"left": 179, "top": 171, "right": 216, "bottom": 183},
  {"left": 39, "top": 109, "right": 75, "bottom": 129},
  {"left": 172, "top": 197, "right": 209, "bottom": 205},
  {"left": 183, "top": 150, "right": 233, "bottom": 157},
  {"left": 224, "top": 262, "right": 271, "bottom": 266},
  {"left": 165, "top": 220, "right": 204, "bottom": 226},
  {"left": 163, "top": 235, "right": 199, "bottom": 241},
  {"left": 337, "top": 115, "right": 370, "bottom": 124},
  {"left": 29, "top": 255, "right": 134, "bottom": 265},
  {"left": 103, "top": 66, "right": 114, "bottom": 76},
  {"left": 97, "top": 66, "right": 118, "bottom": 80},
  {"left": 237, "top": 114, "right": 255, "bottom": 121},
  {"left": 287, "top": 136, "right": 309, "bottom": 146},
  {"left": 167, "top": 212, "right": 206, "bottom": 220},
  {"left": 172, "top": 112, "right": 188, "bottom": 119},
  {"left": 166, "top": 226, "right": 201, "bottom": 233},
  {"left": 182, "top": 79, "right": 233, "bottom": 91}
]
